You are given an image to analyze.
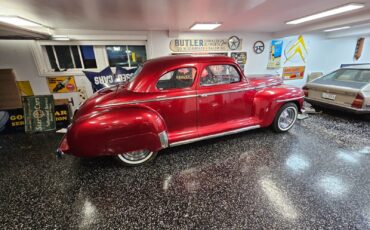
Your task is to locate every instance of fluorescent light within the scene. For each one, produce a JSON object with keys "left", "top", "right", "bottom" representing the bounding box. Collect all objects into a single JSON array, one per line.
[
  {"left": 190, "top": 23, "right": 222, "bottom": 30},
  {"left": 52, "top": 35, "right": 70, "bottom": 41},
  {"left": 0, "top": 16, "right": 43, "bottom": 27},
  {"left": 286, "top": 3, "right": 364, "bottom": 25},
  {"left": 324, "top": 26, "right": 351, "bottom": 32}
]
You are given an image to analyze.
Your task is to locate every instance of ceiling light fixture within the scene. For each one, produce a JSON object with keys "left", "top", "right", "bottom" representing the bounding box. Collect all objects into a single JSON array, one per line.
[
  {"left": 51, "top": 35, "right": 70, "bottom": 41},
  {"left": 190, "top": 22, "right": 222, "bottom": 30},
  {"left": 324, "top": 26, "right": 351, "bottom": 32},
  {"left": 286, "top": 3, "right": 364, "bottom": 25},
  {"left": 0, "top": 16, "right": 44, "bottom": 27}
]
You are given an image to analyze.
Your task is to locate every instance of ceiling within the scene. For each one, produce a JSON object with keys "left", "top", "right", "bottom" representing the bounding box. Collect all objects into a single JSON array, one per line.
[{"left": 0, "top": 0, "right": 370, "bottom": 36}]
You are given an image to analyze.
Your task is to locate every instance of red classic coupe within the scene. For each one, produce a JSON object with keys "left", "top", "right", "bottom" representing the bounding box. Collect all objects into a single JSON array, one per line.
[{"left": 57, "top": 55, "right": 304, "bottom": 166}]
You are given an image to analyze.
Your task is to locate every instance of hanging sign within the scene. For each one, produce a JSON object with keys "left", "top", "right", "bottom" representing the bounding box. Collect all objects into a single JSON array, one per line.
[
  {"left": 23, "top": 95, "right": 56, "bottom": 132},
  {"left": 267, "top": 40, "right": 283, "bottom": 69},
  {"left": 83, "top": 66, "right": 137, "bottom": 92},
  {"left": 169, "top": 36, "right": 242, "bottom": 52}
]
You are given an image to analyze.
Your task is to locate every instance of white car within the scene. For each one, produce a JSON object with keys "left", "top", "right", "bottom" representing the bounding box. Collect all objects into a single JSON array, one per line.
[{"left": 303, "top": 65, "right": 370, "bottom": 114}]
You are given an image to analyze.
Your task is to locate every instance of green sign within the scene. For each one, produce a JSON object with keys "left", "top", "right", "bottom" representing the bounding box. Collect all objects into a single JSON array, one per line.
[{"left": 23, "top": 95, "right": 56, "bottom": 132}]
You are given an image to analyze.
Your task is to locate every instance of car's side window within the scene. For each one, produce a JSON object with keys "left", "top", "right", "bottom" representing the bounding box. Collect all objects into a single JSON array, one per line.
[
  {"left": 156, "top": 67, "right": 196, "bottom": 90},
  {"left": 200, "top": 65, "right": 241, "bottom": 86}
]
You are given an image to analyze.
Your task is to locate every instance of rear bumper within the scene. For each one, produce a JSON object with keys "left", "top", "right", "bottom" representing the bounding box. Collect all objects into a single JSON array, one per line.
[{"left": 305, "top": 98, "right": 370, "bottom": 114}]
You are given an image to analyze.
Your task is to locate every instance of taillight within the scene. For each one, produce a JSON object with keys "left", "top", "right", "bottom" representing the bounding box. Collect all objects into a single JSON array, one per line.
[
  {"left": 351, "top": 94, "right": 364, "bottom": 109},
  {"left": 302, "top": 86, "right": 308, "bottom": 97},
  {"left": 59, "top": 135, "right": 69, "bottom": 153}
]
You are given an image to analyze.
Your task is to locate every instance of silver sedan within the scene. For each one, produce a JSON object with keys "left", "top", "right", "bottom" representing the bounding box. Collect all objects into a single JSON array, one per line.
[{"left": 303, "top": 66, "right": 370, "bottom": 114}]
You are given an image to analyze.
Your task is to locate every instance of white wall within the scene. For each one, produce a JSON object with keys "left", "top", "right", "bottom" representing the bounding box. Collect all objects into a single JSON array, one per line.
[
  {"left": 2, "top": 30, "right": 369, "bottom": 100},
  {"left": 275, "top": 34, "right": 370, "bottom": 87},
  {"left": 147, "top": 31, "right": 277, "bottom": 75},
  {"left": 0, "top": 40, "right": 49, "bottom": 94}
]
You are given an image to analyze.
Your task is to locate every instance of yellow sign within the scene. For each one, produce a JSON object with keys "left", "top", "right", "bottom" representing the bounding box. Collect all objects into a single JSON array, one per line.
[
  {"left": 284, "top": 35, "right": 308, "bottom": 64},
  {"left": 17, "top": 81, "right": 34, "bottom": 96},
  {"left": 282, "top": 66, "right": 306, "bottom": 80},
  {"left": 47, "top": 76, "right": 77, "bottom": 93}
]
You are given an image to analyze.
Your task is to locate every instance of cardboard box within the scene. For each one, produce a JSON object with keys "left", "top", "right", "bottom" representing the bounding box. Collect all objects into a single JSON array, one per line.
[{"left": 0, "top": 69, "right": 22, "bottom": 109}]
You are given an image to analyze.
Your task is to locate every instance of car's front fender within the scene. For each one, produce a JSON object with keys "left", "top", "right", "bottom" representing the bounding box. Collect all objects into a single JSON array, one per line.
[{"left": 253, "top": 85, "right": 304, "bottom": 127}]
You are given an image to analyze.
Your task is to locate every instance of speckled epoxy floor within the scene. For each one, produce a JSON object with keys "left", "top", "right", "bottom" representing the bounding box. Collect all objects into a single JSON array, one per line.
[{"left": 0, "top": 112, "right": 369, "bottom": 229}]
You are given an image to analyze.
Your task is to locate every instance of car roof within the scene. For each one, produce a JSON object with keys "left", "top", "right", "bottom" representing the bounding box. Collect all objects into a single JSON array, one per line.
[
  {"left": 128, "top": 55, "right": 239, "bottom": 92},
  {"left": 341, "top": 65, "right": 370, "bottom": 70}
]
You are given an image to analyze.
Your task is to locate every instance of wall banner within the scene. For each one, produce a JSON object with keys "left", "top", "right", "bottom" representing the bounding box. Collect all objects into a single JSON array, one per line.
[
  {"left": 47, "top": 76, "right": 77, "bottom": 93},
  {"left": 267, "top": 40, "right": 283, "bottom": 69},
  {"left": 83, "top": 66, "right": 137, "bottom": 92},
  {"left": 170, "top": 36, "right": 242, "bottom": 53},
  {"left": 282, "top": 66, "right": 306, "bottom": 80},
  {"left": 23, "top": 95, "right": 56, "bottom": 132}
]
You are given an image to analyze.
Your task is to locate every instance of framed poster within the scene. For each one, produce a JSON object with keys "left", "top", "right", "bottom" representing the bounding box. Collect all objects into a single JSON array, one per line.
[
  {"left": 230, "top": 52, "right": 247, "bottom": 65},
  {"left": 267, "top": 40, "right": 283, "bottom": 69},
  {"left": 47, "top": 76, "right": 77, "bottom": 93},
  {"left": 23, "top": 95, "right": 56, "bottom": 132},
  {"left": 282, "top": 66, "right": 306, "bottom": 80}
]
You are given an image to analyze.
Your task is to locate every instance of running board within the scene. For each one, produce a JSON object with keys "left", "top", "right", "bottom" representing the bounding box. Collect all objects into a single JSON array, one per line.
[{"left": 170, "top": 125, "right": 261, "bottom": 147}]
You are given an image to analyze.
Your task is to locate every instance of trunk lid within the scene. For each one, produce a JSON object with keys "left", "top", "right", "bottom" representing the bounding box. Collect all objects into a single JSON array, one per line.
[{"left": 306, "top": 83, "right": 360, "bottom": 108}]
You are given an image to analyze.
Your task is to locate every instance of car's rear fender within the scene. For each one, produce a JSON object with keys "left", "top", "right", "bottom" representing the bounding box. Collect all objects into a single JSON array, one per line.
[
  {"left": 66, "top": 105, "right": 167, "bottom": 157},
  {"left": 253, "top": 85, "right": 304, "bottom": 127}
]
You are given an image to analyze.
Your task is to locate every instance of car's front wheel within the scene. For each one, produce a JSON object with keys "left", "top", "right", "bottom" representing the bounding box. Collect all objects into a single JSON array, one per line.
[
  {"left": 272, "top": 102, "right": 298, "bottom": 132},
  {"left": 116, "top": 149, "right": 157, "bottom": 166}
]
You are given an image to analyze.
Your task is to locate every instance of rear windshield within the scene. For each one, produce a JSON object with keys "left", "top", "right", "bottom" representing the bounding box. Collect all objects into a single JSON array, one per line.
[{"left": 313, "top": 69, "right": 370, "bottom": 89}]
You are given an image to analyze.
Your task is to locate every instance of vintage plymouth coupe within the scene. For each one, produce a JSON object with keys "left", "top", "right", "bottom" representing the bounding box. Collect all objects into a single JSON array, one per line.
[{"left": 57, "top": 55, "right": 304, "bottom": 166}]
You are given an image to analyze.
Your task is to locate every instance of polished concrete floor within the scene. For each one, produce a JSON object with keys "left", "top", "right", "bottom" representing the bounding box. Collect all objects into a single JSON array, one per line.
[{"left": 0, "top": 112, "right": 369, "bottom": 229}]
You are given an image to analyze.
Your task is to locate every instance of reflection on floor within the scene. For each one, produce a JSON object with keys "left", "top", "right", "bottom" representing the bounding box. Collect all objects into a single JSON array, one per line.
[{"left": 0, "top": 112, "right": 369, "bottom": 229}]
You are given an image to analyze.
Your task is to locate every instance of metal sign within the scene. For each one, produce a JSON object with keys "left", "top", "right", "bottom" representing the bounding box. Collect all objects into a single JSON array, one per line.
[
  {"left": 23, "top": 95, "right": 56, "bottom": 132},
  {"left": 169, "top": 36, "right": 242, "bottom": 53},
  {"left": 253, "top": 41, "right": 265, "bottom": 54}
]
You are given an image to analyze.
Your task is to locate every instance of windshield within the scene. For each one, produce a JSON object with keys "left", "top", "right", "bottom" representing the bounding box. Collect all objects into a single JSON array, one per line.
[{"left": 313, "top": 69, "right": 370, "bottom": 89}]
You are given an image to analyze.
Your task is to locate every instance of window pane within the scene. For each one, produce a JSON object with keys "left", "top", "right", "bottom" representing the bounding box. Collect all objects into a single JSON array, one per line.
[
  {"left": 106, "top": 46, "right": 129, "bottom": 67},
  {"left": 80, "top": 45, "right": 97, "bottom": 69},
  {"left": 156, "top": 67, "right": 196, "bottom": 90},
  {"left": 45, "top": 45, "right": 58, "bottom": 70},
  {"left": 127, "top": 45, "right": 147, "bottom": 67},
  {"left": 54, "top": 46, "right": 74, "bottom": 69},
  {"left": 201, "top": 65, "right": 240, "bottom": 86},
  {"left": 71, "top": 46, "right": 82, "bottom": 68}
]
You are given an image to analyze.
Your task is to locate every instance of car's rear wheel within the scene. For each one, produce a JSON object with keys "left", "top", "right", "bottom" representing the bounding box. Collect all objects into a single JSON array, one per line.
[
  {"left": 272, "top": 103, "right": 298, "bottom": 132},
  {"left": 117, "top": 149, "right": 157, "bottom": 166}
]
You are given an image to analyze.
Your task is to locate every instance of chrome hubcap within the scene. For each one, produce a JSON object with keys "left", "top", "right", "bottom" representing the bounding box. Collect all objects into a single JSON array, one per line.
[
  {"left": 120, "top": 149, "right": 151, "bottom": 162},
  {"left": 278, "top": 107, "right": 297, "bottom": 130}
]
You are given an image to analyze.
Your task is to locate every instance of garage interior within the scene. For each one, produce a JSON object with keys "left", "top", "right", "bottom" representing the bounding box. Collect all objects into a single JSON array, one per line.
[{"left": 0, "top": 0, "right": 370, "bottom": 229}]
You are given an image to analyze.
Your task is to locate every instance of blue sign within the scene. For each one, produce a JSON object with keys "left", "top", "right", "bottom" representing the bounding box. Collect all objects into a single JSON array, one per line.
[
  {"left": 83, "top": 66, "right": 137, "bottom": 92},
  {"left": 271, "top": 40, "right": 283, "bottom": 58}
]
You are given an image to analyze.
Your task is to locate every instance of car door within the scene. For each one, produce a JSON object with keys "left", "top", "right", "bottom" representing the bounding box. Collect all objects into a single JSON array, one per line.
[
  {"left": 196, "top": 63, "right": 255, "bottom": 137},
  {"left": 147, "top": 66, "right": 198, "bottom": 143}
]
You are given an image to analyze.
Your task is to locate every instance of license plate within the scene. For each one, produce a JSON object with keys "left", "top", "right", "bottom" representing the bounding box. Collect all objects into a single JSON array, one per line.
[{"left": 322, "top": 92, "right": 336, "bottom": 100}]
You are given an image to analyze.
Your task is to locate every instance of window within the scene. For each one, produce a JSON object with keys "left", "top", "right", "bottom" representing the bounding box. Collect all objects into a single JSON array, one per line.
[
  {"left": 156, "top": 67, "right": 196, "bottom": 90},
  {"left": 106, "top": 45, "right": 147, "bottom": 67},
  {"left": 200, "top": 65, "right": 240, "bottom": 86},
  {"left": 313, "top": 69, "right": 370, "bottom": 89},
  {"left": 44, "top": 45, "right": 97, "bottom": 70}
]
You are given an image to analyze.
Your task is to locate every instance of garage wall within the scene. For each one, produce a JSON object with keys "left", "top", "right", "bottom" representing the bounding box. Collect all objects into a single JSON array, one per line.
[
  {"left": 276, "top": 34, "right": 370, "bottom": 87},
  {"left": 147, "top": 31, "right": 277, "bottom": 75}
]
